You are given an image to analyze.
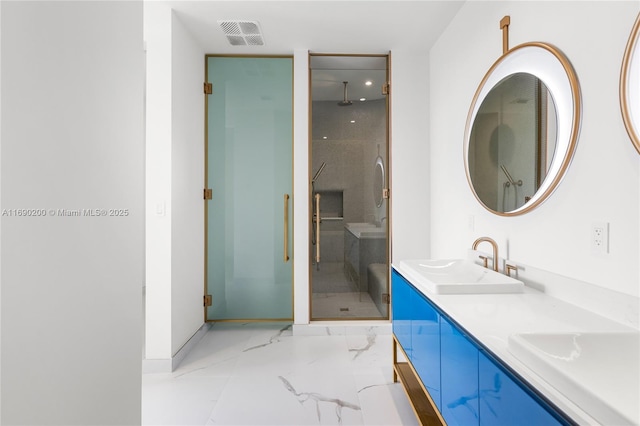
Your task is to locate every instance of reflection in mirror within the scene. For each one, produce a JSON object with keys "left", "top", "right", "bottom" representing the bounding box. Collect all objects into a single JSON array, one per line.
[
  {"left": 373, "top": 156, "right": 385, "bottom": 208},
  {"left": 468, "top": 73, "right": 558, "bottom": 213},
  {"left": 465, "top": 43, "right": 580, "bottom": 216}
]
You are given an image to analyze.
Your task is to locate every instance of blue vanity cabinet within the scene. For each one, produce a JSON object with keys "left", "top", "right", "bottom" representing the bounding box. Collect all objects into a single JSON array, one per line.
[
  {"left": 391, "top": 267, "right": 571, "bottom": 426},
  {"left": 392, "top": 269, "right": 443, "bottom": 417},
  {"left": 440, "top": 317, "right": 480, "bottom": 426},
  {"left": 412, "top": 290, "right": 442, "bottom": 410},
  {"left": 391, "top": 270, "right": 412, "bottom": 356},
  {"left": 478, "top": 351, "right": 565, "bottom": 426}
]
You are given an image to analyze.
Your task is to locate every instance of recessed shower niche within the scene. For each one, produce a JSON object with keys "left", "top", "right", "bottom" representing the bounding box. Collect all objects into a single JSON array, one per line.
[{"left": 309, "top": 54, "right": 390, "bottom": 320}]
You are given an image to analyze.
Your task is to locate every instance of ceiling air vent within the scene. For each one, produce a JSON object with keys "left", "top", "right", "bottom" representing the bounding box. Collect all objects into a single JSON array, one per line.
[{"left": 218, "top": 20, "right": 264, "bottom": 46}]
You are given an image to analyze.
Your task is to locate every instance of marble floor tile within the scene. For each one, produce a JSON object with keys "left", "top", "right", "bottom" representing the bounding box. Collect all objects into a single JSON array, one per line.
[
  {"left": 345, "top": 333, "right": 394, "bottom": 376},
  {"left": 142, "top": 374, "right": 229, "bottom": 426},
  {"left": 207, "top": 373, "right": 364, "bottom": 425},
  {"left": 353, "top": 374, "right": 419, "bottom": 426},
  {"left": 235, "top": 335, "right": 354, "bottom": 378},
  {"left": 142, "top": 323, "right": 415, "bottom": 426}
]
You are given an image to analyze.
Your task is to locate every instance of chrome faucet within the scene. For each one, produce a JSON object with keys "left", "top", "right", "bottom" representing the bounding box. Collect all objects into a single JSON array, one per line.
[{"left": 472, "top": 237, "right": 499, "bottom": 272}]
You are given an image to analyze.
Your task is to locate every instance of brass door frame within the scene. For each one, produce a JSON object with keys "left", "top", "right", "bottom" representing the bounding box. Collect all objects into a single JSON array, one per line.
[
  {"left": 308, "top": 52, "right": 392, "bottom": 321},
  {"left": 204, "top": 54, "right": 295, "bottom": 322}
]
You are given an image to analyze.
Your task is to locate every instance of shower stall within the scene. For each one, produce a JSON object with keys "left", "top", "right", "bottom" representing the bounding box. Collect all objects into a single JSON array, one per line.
[{"left": 309, "top": 54, "right": 390, "bottom": 320}]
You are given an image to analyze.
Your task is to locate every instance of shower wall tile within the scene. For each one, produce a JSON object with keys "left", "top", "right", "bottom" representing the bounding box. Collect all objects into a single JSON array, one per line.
[
  {"left": 321, "top": 230, "right": 344, "bottom": 263},
  {"left": 345, "top": 230, "right": 360, "bottom": 285},
  {"left": 311, "top": 99, "right": 387, "bottom": 226}
]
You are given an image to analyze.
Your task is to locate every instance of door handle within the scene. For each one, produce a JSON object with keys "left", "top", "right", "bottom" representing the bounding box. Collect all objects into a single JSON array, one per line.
[
  {"left": 315, "top": 193, "right": 321, "bottom": 264},
  {"left": 284, "top": 194, "right": 290, "bottom": 262}
]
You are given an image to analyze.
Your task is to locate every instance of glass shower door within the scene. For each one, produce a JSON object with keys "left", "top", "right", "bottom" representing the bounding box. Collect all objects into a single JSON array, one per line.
[
  {"left": 309, "top": 54, "right": 390, "bottom": 320},
  {"left": 206, "top": 56, "right": 293, "bottom": 321}
]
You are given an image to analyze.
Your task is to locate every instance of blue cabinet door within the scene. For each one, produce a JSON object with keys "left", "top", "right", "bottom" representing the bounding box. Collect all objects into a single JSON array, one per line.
[
  {"left": 411, "top": 290, "right": 442, "bottom": 410},
  {"left": 478, "top": 351, "right": 565, "bottom": 426},
  {"left": 440, "top": 317, "right": 480, "bottom": 426},
  {"left": 392, "top": 270, "right": 412, "bottom": 356}
]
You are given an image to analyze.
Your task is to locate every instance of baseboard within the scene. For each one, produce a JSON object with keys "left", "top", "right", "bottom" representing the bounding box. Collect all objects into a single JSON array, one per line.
[
  {"left": 142, "top": 322, "right": 211, "bottom": 374},
  {"left": 142, "top": 358, "right": 173, "bottom": 374}
]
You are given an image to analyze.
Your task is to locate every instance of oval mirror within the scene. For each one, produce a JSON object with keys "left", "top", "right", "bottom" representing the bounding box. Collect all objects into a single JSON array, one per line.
[
  {"left": 373, "top": 156, "right": 385, "bottom": 208},
  {"left": 621, "top": 13, "right": 640, "bottom": 154},
  {"left": 464, "top": 43, "right": 581, "bottom": 216}
]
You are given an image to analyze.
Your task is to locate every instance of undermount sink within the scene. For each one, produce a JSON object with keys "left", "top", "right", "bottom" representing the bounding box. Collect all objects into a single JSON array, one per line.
[
  {"left": 508, "top": 331, "right": 640, "bottom": 425},
  {"left": 397, "top": 259, "right": 524, "bottom": 294}
]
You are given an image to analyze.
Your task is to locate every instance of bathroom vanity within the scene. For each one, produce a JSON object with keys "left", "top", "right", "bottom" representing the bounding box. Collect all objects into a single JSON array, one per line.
[
  {"left": 391, "top": 264, "right": 639, "bottom": 426},
  {"left": 389, "top": 11, "right": 640, "bottom": 426}
]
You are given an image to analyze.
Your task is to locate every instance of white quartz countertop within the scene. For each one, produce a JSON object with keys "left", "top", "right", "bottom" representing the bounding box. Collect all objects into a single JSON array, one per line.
[{"left": 392, "top": 262, "right": 639, "bottom": 425}]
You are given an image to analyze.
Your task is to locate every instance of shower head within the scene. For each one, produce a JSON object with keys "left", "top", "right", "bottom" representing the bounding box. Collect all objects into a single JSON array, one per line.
[
  {"left": 312, "top": 162, "right": 327, "bottom": 183},
  {"left": 337, "top": 81, "right": 353, "bottom": 106}
]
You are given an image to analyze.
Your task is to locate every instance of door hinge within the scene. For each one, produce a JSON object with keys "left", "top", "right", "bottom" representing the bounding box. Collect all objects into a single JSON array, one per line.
[
  {"left": 382, "top": 293, "right": 390, "bottom": 304},
  {"left": 204, "top": 188, "right": 213, "bottom": 200},
  {"left": 382, "top": 82, "right": 390, "bottom": 95},
  {"left": 383, "top": 188, "right": 390, "bottom": 199},
  {"left": 204, "top": 294, "right": 212, "bottom": 307},
  {"left": 204, "top": 82, "right": 213, "bottom": 95}
]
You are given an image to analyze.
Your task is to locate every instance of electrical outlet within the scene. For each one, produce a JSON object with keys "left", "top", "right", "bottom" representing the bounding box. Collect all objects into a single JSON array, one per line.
[{"left": 591, "top": 222, "right": 609, "bottom": 254}]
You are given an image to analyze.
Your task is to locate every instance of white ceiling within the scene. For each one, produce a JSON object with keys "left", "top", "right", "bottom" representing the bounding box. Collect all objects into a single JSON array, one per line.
[
  {"left": 310, "top": 55, "right": 386, "bottom": 101},
  {"left": 161, "top": 1, "right": 465, "bottom": 54},
  {"left": 156, "top": 1, "right": 465, "bottom": 101}
]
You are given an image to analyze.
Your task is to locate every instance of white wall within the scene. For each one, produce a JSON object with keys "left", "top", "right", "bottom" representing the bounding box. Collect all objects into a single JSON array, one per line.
[
  {"left": 0, "top": 2, "right": 144, "bottom": 424},
  {"left": 390, "top": 50, "right": 431, "bottom": 263},
  {"left": 429, "top": 1, "right": 640, "bottom": 297},
  {"left": 293, "top": 49, "right": 310, "bottom": 324},
  {"left": 144, "top": 3, "right": 205, "bottom": 363},
  {"left": 170, "top": 12, "right": 206, "bottom": 356},
  {"left": 145, "top": 2, "right": 173, "bottom": 361}
]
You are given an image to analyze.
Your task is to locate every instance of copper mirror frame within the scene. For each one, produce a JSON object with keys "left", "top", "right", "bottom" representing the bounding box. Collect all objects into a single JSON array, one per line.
[
  {"left": 464, "top": 42, "right": 582, "bottom": 216},
  {"left": 620, "top": 13, "right": 640, "bottom": 154}
]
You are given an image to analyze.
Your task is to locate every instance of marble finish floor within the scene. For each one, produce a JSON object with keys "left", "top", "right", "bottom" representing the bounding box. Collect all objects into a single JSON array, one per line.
[{"left": 142, "top": 323, "right": 417, "bottom": 426}]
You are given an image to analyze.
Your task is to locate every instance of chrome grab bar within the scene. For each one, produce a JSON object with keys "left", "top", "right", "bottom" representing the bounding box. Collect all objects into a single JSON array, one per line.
[{"left": 284, "top": 194, "right": 290, "bottom": 262}]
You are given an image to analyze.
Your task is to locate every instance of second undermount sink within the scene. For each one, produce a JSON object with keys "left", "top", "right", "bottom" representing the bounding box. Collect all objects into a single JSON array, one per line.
[
  {"left": 508, "top": 331, "right": 639, "bottom": 425},
  {"left": 397, "top": 259, "right": 524, "bottom": 294}
]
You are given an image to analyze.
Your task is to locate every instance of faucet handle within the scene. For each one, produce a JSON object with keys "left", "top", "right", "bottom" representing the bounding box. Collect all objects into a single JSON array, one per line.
[
  {"left": 478, "top": 255, "right": 489, "bottom": 268},
  {"left": 506, "top": 263, "right": 518, "bottom": 277}
]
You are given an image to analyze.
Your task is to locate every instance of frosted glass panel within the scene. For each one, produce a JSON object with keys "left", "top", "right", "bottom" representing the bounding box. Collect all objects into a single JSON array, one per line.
[{"left": 206, "top": 56, "right": 293, "bottom": 320}]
